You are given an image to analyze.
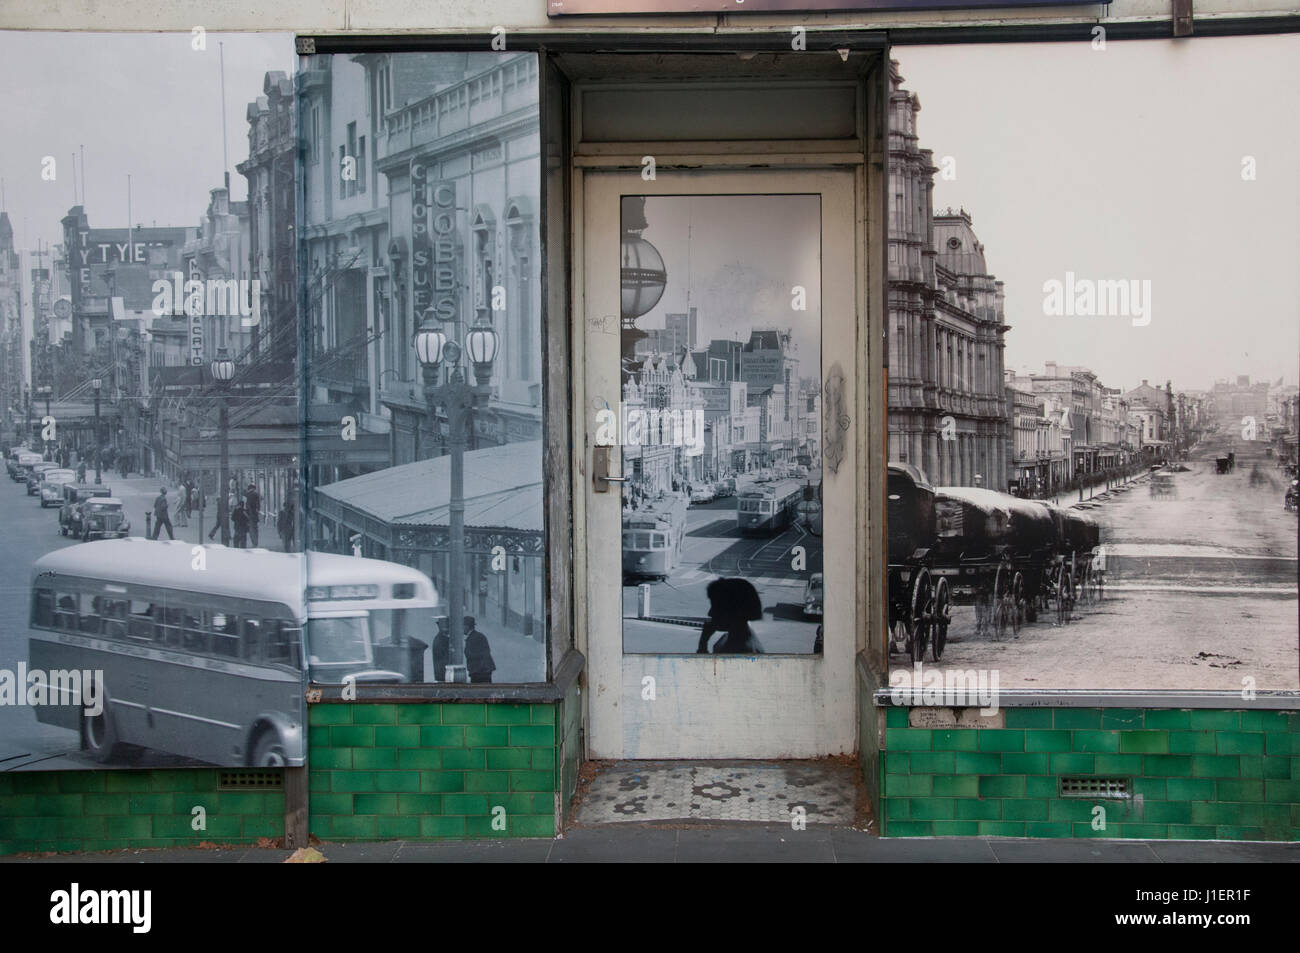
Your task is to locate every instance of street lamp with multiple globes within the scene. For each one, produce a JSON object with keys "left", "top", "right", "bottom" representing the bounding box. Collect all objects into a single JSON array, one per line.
[
  {"left": 211, "top": 348, "right": 236, "bottom": 547},
  {"left": 414, "top": 311, "right": 499, "bottom": 683},
  {"left": 91, "top": 379, "right": 102, "bottom": 485}
]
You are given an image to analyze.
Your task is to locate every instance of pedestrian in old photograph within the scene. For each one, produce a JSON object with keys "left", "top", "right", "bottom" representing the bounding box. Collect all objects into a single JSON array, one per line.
[
  {"left": 76, "top": 460, "right": 86, "bottom": 483},
  {"left": 231, "top": 499, "right": 250, "bottom": 549},
  {"left": 431, "top": 617, "right": 450, "bottom": 683},
  {"left": 696, "top": 577, "right": 764, "bottom": 654},
  {"left": 277, "top": 499, "right": 295, "bottom": 552},
  {"left": 151, "top": 486, "right": 175, "bottom": 540},
  {"left": 463, "top": 615, "right": 496, "bottom": 683},
  {"left": 245, "top": 482, "right": 261, "bottom": 546},
  {"left": 175, "top": 484, "right": 189, "bottom": 527}
]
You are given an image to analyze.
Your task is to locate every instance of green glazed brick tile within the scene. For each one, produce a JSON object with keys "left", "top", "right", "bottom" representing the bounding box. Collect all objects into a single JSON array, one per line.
[
  {"left": 396, "top": 705, "right": 443, "bottom": 725},
  {"left": 930, "top": 821, "right": 980, "bottom": 836},
  {"left": 978, "top": 821, "right": 1027, "bottom": 836},
  {"left": 58, "top": 815, "right": 107, "bottom": 839},
  {"left": 952, "top": 798, "right": 1001, "bottom": 821},
  {"left": 1053, "top": 710, "right": 1102, "bottom": 730},
  {"left": 375, "top": 771, "right": 421, "bottom": 793},
  {"left": 531, "top": 748, "right": 556, "bottom": 771},
  {"left": 1169, "top": 732, "right": 1217, "bottom": 755},
  {"left": 126, "top": 794, "right": 171, "bottom": 816},
  {"left": 1099, "top": 709, "right": 1143, "bottom": 730},
  {"left": 953, "top": 753, "right": 1001, "bottom": 774},
  {"left": 216, "top": 792, "right": 266, "bottom": 814},
  {"left": 1239, "top": 711, "right": 1290, "bottom": 731},
  {"left": 1191, "top": 755, "right": 1239, "bottom": 778},
  {"left": 353, "top": 793, "right": 398, "bottom": 815},
  {"left": 885, "top": 707, "right": 910, "bottom": 728},
  {"left": 486, "top": 748, "right": 533, "bottom": 771},
  {"left": 884, "top": 821, "right": 932, "bottom": 837},
  {"left": 1001, "top": 754, "right": 1051, "bottom": 775},
  {"left": 465, "top": 727, "right": 510, "bottom": 747},
  {"left": 332, "top": 771, "right": 377, "bottom": 793},
  {"left": 1025, "top": 776, "right": 1058, "bottom": 799},
  {"left": 104, "top": 774, "right": 152, "bottom": 793},
  {"left": 530, "top": 793, "right": 556, "bottom": 815},
  {"left": 311, "top": 748, "right": 352, "bottom": 769},
  {"left": 0, "top": 794, "right": 38, "bottom": 815},
  {"left": 15, "top": 774, "right": 60, "bottom": 794},
  {"left": 1143, "top": 710, "right": 1191, "bottom": 730},
  {"left": 1167, "top": 825, "right": 1217, "bottom": 840},
  {"left": 353, "top": 748, "right": 397, "bottom": 771},
  {"left": 57, "top": 773, "right": 107, "bottom": 794},
  {"left": 378, "top": 815, "right": 423, "bottom": 838},
  {"left": 1143, "top": 756, "right": 1192, "bottom": 777},
  {"left": 485, "top": 704, "right": 531, "bottom": 726},
  {"left": 263, "top": 792, "right": 285, "bottom": 814},
  {"left": 932, "top": 776, "right": 978, "bottom": 798},
  {"left": 1118, "top": 731, "right": 1168, "bottom": 754},
  {"left": 420, "top": 726, "right": 466, "bottom": 748},
  {"left": 1025, "top": 822, "right": 1071, "bottom": 837},
  {"left": 442, "top": 793, "right": 489, "bottom": 815},
  {"left": 308, "top": 705, "right": 352, "bottom": 726},
  {"left": 884, "top": 774, "right": 932, "bottom": 798},
  {"left": 243, "top": 816, "right": 285, "bottom": 840},
  {"left": 330, "top": 726, "right": 374, "bottom": 748},
  {"left": 1265, "top": 733, "right": 1300, "bottom": 756},
  {"left": 150, "top": 815, "right": 201, "bottom": 839},
  {"left": 1142, "top": 801, "right": 1191, "bottom": 824},
  {"left": 1050, "top": 754, "right": 1094, "bottom": 774},
  {"left": 883, "top": 752, "right": 910, "bottom": 775},
  {"left": 464, "top": 772, "right": 511, "bottom": 794},
  {"left": 308, "top": 726, "right": 332, "bottom": 747},
  {"left": 310, "top": 793, "right": 353, "bottom": 815},
  {"left": 978, "top": 776, "right": 1026, "bottom": 799},
  {"left": 1214, "top": 826, "right": 1264, "bottom": 841},
  {"left": 1191, "top": 802, "right": 1244, "bottom": 825},
  {"left": 1164, "top": 778, "right": 1215, "bottom": 801},
  {"left": 1217, "top": 732, "right": 1266, "bottom": 756},
  {"left": 1189, "top": 710, "right": 1239, "bottom": 730},
  {"left": 1070, "top": 731, "right": 1120, "bottom": 754},
  {"left": 507, "top": 814, "right": 557, "bottom": 838},
  {"left": 1117, "top": 823, "right": 1168, "bottom": 839},
  {"left": 1262, "top": 757, "right": 1292, "bottom": 780},
  {"left": 495, "top": 793, "right": 541, "bottom": 815},
  {"left": 420, "top": 815, "right": 466, "bottom": 838},
  {"left": 1070, "top": 822, "right": 1112, "bottom": 838},
  {"left": 81, "top": 793, "right": 131, "bottom": 816},
  {"left": 1048, "top": 800, "right": 1097, "bottom": 822},
  {"left": 529, "top": 705, "right": 556, "bottom": 726},
  {"left": 441, "top": 705, "right": 486, "bottom": 726},
  {"left": 440, "top": 748, "right": 484, "bottom": 770},
  {"left": 908, "top": 751, "right": 955, "bottom": 774},
  {"left": 309, "top": 771, "right": 331, "bottom": 795},
  {"left": 397, "top": 749, "right": 441, "bottom": 771},
  {"left": 885, "top": 729, "right": 932, "bottom": 751},
  {"left": 421, "top": 772, "right": 466, "bottom": 794},
  {"left": 352, "top": 705, "right": 399, "bottom": 725},
  {"left": 1259, "top": 804, "right": 1292, "bottom": 838},
  {"left": 331, "top": 815, "right": 378, "bottom": 839},
  {"left": 885, "top": 798, "right": 911, "bottom": 820},
  {"left": 104, "top": 816, "right": 152, "bottom": 839},
  {"left": 1093, "top": 754, "right": 1143, "bottom": 774},
  {"left": 1216, "top": 779, "right": 1264, "bottom": 802},
  {"left": 510, "top": 771, "right": 555, "bottom": 793},
  {"left": 907, "top": 798, "right": 955, "bottom": 821},
  {"left": 396, "top": 793, "right": 443, "bottom": 815},
  {"left": 931, "top": 730, "right": 977, "bottom": 751},
  {"left": 1004, "top": 709, "right": 1054, "bottom": 729},
  {"left": 1002, "top": 799, "right": 1049, "bottom": 821},
  {"left": 1237, "top": 757, "right": 1265, "bottom": 779},
  {"left": 1264, "top": 780, "right": 1300, "bottom": 803},
  {"left": 375, "top": 726, "right": 420, "bottom": 748},
  {"left": 1132, "top": 778, "right": 1166, "bottom": 800},
  {"left": 977, "top": 730, "right": 1025, "bottom": 753},
  {"left": 1025, "top": 731, "right": 1072, "bottom": 753}
]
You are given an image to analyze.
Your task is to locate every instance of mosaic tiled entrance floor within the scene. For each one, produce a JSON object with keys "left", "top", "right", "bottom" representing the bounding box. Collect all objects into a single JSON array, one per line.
[{"left": 574, "top": 760, "right": 861, "bottom": 826}]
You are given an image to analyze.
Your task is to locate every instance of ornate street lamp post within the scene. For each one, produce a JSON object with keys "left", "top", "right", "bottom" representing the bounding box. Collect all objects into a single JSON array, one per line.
[
  {"left": 414, "top": 312, "right": 498, "bottom": 682},
  {"left": 91, "top": 379, "right": 102, "bottom": 485},
  {"left": 211, "top": 348, "right": 236, "bottom": 546}
]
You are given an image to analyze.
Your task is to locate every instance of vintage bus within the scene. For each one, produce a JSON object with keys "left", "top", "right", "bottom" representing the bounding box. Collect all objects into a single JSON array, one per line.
[
  {"left": 622, "top": 492, "right": 689, "bottom": 581},
  {"left": 736, "top": 479, "right": 805, "bottom": 536},
  {"left": 28, "top": 540, "right": 438, "bottom": 767}
]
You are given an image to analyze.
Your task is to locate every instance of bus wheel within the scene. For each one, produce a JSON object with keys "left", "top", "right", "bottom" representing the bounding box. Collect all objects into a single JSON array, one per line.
[
  {"left": 82, "top": 700, "right": 123, "bottom": 764},
  {"left": 251, "top": 731, "right": 288, "bottom": 767}
]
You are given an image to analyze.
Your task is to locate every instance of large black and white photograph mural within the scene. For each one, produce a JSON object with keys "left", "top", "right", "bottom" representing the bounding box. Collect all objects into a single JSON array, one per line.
[
  {"left": 883, "top": 40, "right": 1299, "bottom": 691},
  {"left": 613, "top": 193, "right": 825, "bottom": 655}
]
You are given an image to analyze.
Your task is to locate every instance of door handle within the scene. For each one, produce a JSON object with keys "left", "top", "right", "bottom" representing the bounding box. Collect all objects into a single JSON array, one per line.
[{"left": 593, "top": 446, "right": 630, "bottom": 493}]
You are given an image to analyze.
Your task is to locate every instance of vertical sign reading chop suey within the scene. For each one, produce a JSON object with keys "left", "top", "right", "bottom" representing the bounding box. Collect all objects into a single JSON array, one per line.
[
  {"left": 411, "top": 161, "right": 460, "bottom": 325},
  {"left": 411, "top": 158, "right": 433, "bottom": 320}
]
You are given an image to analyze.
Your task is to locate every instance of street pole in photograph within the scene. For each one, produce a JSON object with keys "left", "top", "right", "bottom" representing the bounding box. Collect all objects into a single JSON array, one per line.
[
  {"left": 211, "top": 348, "right": 235, "bottom": 546},
  {"left": 24, "top": 386, "right": 31, "bottom": 449},
  {"left": 37, "top": 385, "right": 52, "bottom": 460},
  {"left": 91, "top": 378, "right": 102, "bottom": 484},
  {"left": 415, "top": 312, "right": 498, "bottom": 683}
]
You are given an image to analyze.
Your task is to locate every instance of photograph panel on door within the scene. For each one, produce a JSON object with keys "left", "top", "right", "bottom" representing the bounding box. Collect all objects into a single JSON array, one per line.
[
  {"left": 883, "top": 40, "right": 1300, "bottom": 692},
  {"left": 300, "top": 51, "right": 548, "bottom": 686},
  {"left": 0, "top": 31, "right": 310, "bottom": 769},
  {"left": 614, "top": 193, "right": 824, "bottom": 656}
]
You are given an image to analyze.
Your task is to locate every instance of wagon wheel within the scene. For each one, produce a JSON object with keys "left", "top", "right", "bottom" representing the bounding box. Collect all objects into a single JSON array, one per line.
[
  {"left": 1075, "top": 558, "right": 1091, "bottom": 608},
  {"left": 930, "top": 577, "right": 951, "bottom": 662},
  {"left": 1011, "top": 571, "right": 1025, "bottom": 637},
  {"left": 993, "top": 562, "right": 1010, "bottom": 641},
  {"left": 1024, "top": 569, "right": 1039, "bottom": 623},
  {"left": 1054, "top": 565, "right": 1069, "bottom": 626},
  {"left": 909, "top": 567, "right": 932, "bottom": 663}
]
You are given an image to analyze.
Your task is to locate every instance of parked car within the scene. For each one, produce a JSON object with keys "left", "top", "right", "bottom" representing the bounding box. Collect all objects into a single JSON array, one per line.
[
  {"left": 803, "top": 573, "right": 824, "bottom": 618},
  {"left": 689, "top": 483, "right": 716, "bottom": 504},
  {"left": 11, "top": 450, "right": 43, "bottom": 482},
  {"left": 38, "top": 468, "right": 77, "bottom": 507},
  {"left": 713, "top": 478, "right": 736, "bottom": 499},
  {"left": 26, "top": 462, "right": 58, "bottom": 495},
  {"left": 77, "top": 497, "right": 130, "bottom": 540},
  {"left": 59, "top": 484, "right": 112, "bottom": 536}
]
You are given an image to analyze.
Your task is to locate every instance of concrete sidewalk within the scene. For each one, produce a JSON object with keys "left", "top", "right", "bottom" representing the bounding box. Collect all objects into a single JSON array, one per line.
[{"left": 3, "top": 828, "right": 1297, "bottom": 863}]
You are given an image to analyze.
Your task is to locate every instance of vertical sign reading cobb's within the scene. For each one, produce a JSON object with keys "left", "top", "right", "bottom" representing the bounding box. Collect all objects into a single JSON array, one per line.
[{"left": 410, "top": 159, "right": 460, "bottom": 326}]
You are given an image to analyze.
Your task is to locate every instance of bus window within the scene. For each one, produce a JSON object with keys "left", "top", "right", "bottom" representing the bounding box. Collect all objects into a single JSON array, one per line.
[
  {"left": 79, "top": 595, "right": 102, "bottom": 634},
  {"left": 242, "top": 618, "right": 265, "bottom": 663},
  {"left": 370, "top": 607, "right": 436, "bottom": 646},
  {"left": 210, "top": 611, "right": 240, "bottom": 658},
  {"left": 308, "top": 616, "right": 370, "bottom": 667},
  {"left": 128, "top": 600, "right": 153, "bottom": 642},
  {"left": 101, "top": 597, "right": 129, "bottom": 640},
  {"left": 32, "top": 589, "right": 54, "bottom": 628},
  {"left": 54, "top": 593, "right": 77, "bottom": 630},
  {"left": 181, "top": 610, "right": 207, "bottom": 653},
  {"left": 265, "top": 623, "right": 302, "bottom": 669},
  {"left": 154, "top": 606, "right": 183, "bottom": 648}
]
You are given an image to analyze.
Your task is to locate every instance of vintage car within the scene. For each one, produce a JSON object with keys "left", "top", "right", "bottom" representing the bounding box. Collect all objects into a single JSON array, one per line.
[
  {"left": 76, "top": 497, "right": 130, "bottom": 540},
  {"left": 25, "top": 461, "right": 58, "bottom": 495},
  {"left": 38, "top": 468, "right": 77, "bottom": 507},
  {"left": 803, "top": 572, "right": 824, "bottom": 617},
  {"left": 59, "top": 483, "right": 113, "bottom": 536},
  {"left": 11, "top": 450, "right": 44, "bottom": 482},
  {"left": 688, "top": 483, "right": 716, "bottom": 504}
]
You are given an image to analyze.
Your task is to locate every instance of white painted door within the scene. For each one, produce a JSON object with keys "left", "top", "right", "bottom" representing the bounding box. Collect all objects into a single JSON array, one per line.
[{"left": 577, "top": 168, "right": 861, "bottom": 759}]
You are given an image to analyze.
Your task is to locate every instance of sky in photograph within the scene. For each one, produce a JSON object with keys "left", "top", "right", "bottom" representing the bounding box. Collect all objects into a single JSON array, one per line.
[
  {"left": 0, "top": 31, "right": 295, "bottom": 251},
  {"left": 895, "top": 34, "right": 1300, "bottom": 395},
  {"left": 631, "top": 193, "right": 823, "bottom": 378}
]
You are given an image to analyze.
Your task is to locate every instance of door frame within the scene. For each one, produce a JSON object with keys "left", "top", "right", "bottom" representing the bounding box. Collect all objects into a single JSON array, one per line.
[{"left": 572, "top": 160, "right": 873, "bottom": 760}]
